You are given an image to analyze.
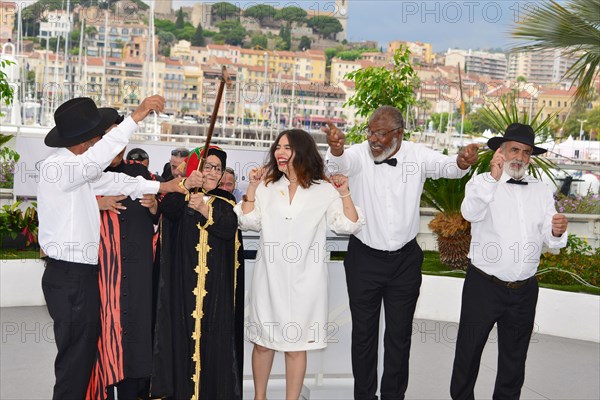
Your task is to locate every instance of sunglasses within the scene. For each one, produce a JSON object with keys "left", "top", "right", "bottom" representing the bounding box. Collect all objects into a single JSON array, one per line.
[
  {"left": 171, "top": 149, "right": 190, "bottom": 157},
  {"left": 128, "top": 152, "right": 148, "bottom": 161}
]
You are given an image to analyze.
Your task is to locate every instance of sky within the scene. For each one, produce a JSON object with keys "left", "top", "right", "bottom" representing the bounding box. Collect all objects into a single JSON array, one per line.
[
  {"left": 169, "top": 0, "right": 530, "bottom": 52},
  {"left": 17, "top": 0, "right": 529, "bottom": 52}
]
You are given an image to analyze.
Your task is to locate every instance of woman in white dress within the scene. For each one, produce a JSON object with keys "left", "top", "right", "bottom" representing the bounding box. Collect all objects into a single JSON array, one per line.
[{"left": 234, "top": 129, "right": 364, "bottom": 400}]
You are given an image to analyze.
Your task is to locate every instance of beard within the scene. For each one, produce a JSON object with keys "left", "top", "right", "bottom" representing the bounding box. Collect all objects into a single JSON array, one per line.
[
  {"left": 368, "top": 136, "right": 401, "bottom": 163},
  {"left": 503, "top": 159, "right": 529, "bottom": 180}
]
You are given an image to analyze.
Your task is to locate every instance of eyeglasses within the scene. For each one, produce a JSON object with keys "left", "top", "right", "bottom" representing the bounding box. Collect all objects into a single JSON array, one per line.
[
  {"left": 203, "top": 162, "right": 223, "bottom": 173},
  {"left": 171, "top": 149, "right": 189, "bottom": 157},
  {"left": 366, "top": 126, "right": 402, "bottom": 140}
]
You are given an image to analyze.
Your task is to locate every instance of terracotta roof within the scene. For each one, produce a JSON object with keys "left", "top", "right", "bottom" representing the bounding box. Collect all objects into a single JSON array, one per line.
[
  {"left": 242, "top": 65, "right": 264, "bottom": 72},
  {"left": 275, "top": 51, "right": 296, "bottom": 57},
  {"left": 207, "top": 44, "right": 234, "bottom": 51},
  {"left": 539, "top": 88, "right": 577, "bottom": 96},
  {"left": 211, "top": 56, "right": 234, "bottom": 65},
  {"left": 86, "top": 57, "right": 104, "bottom": 66},
  {"left": 239, "top": 48, "right": 264, "bottom": 56},
  {"left": 165, "top": 58, "right": 183, "bottom": 66},
  {"left": 486, "top": 86, "right": 534, "bottom": 99}
]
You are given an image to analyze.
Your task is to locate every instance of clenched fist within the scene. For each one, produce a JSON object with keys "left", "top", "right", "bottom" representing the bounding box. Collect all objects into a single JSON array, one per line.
[{"left": 551, "top": 214, "right": 568, "bottom": 237}]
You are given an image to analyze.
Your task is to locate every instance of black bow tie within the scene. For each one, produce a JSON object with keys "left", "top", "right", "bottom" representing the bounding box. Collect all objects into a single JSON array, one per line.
[
  {"left": 374, "top": 158, "right": 398, "bottom": 167},
  {"left": 507, "top": 178, "right": 528, "bottom": 185}
]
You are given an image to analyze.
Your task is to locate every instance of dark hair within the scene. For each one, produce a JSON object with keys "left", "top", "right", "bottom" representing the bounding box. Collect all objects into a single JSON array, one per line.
[
  {"left": 126, "top": 148, "right": 149, "bottom": 161},
  {"left": 264, "top": 129, "right": 327, "bottom": 189},
  {"left": 224, "top": 167, "right": 236, "bottom": 177},
  {"left": 171, "top": 147, "right": 189, "bottom": 157}
]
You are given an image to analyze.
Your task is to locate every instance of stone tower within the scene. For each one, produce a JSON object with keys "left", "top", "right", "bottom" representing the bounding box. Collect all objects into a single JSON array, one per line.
[{"left": 336, "top": 0, "right": 349, "bottom": 41}]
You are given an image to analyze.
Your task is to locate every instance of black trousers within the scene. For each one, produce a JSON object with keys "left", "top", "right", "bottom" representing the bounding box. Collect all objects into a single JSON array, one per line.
[
  {"left": 41, "top": 258, "right": 100, "bottom": 400},
  {"left": 344, "top": 236, "right": 423, "bottom": 400},
  {"left": 106, "top": 377, "right": 150, "bottom": 400},
  {"left": 450, "top": 266, "right": 539, "bottom": 400}
]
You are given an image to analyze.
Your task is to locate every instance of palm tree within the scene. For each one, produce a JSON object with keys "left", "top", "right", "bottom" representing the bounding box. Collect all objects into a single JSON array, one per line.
[
  {"left": 422, "top": 166, "right": 474, "bottom": 270},
  {"left": 511, "top": 0, "right": 600, "bottom": 103},
  {"left": 422, "top": 99, "right": 558, "bottom": 270}
]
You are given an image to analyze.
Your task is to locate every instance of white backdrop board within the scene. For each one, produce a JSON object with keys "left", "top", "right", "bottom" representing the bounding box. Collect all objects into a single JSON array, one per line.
[{"left": 14, "top": 133, "right": 269, "bottom": 198}]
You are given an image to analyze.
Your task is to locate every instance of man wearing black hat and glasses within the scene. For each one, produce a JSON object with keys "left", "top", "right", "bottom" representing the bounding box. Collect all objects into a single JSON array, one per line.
[
  {"left": 450, "top": 123, "right": 568, "bottom": 399},
  {"left": 37, "top": 95, "right": 190, "bottom": 400}
]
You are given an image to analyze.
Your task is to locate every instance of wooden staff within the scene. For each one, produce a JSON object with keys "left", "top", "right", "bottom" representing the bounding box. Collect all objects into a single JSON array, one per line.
[{"left": 194, "top": 65, "right": 232, "bottom": 194}]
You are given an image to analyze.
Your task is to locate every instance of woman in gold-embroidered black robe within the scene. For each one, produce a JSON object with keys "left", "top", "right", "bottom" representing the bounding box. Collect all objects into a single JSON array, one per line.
[{"left": 151, "top": 147, "right": 244, "bottom": 400}]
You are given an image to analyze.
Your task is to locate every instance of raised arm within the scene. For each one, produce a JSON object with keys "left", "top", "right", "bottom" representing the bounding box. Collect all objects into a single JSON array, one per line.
[
  {"left": 57, "top": 95, "right": 166, "bottom": 192},
  {"left": 323, "top": 121, "right": 361, "bottom": 176},
  {"left": 460, "top": 173, "right": 498, "bottom": 223},
  {"left": 460, "top": 147, "right": 503, "bottom": 222}
]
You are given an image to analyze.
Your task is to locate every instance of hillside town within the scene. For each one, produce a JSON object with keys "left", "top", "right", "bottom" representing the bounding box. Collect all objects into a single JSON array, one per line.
[{"left": 1, "top": 0, "right": 599, "bottom": 145}]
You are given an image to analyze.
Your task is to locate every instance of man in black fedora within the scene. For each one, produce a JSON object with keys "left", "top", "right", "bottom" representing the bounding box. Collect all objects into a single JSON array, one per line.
[
  {"left": 450, "top": 123, "right": 568, "bottom": 399},
  {"left": 37, "top": 95, "right": 196, "bottom": 399}
]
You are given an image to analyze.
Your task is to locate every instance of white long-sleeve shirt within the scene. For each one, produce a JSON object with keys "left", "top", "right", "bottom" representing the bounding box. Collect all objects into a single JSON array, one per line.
[
  {"left": 461, "top": 172, "right": 567, "bottom": 281},
  {"left": 326, "top": 141, "right": 468, "bottom": 251},
  {"left": 37, "top": 117, "right": 160, "bottom": 265}
]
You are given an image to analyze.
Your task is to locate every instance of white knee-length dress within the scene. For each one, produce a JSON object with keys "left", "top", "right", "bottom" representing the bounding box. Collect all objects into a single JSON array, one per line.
[{"left": 234, "top": 176, "right": 364, "bottom": 351}]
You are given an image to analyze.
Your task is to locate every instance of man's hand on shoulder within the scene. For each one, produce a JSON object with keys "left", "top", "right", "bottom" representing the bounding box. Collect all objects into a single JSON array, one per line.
[
  {"left": 159, "top": 176, "right": 187, "bottom": 194},
  {"left": 131, "top": 95, "right": 166, "bottom": 123},
  {"left": 322, "top": 120, "right": 345, "bottom": 157}
]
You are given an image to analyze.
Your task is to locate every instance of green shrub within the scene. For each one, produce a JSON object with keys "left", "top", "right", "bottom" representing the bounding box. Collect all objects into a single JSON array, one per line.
[
  {"left": 0, "top": 201, "right": 38, "bottom": 248},
  {"left": 537, "top": 234, "right": 599, "bottom": 287}
]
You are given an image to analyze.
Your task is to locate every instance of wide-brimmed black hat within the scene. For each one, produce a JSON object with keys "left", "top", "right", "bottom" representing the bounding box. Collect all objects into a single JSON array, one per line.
[
  {"left": 487, "top": 123, "right": 547, "bottom": 155},
  {"left": 44, "top": 97, "right": 120, "bottom": 148}
]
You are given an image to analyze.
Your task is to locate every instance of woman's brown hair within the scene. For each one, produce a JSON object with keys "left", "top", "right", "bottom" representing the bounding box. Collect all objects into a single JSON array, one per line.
[{"left": 264, "top": 129, "right": 327, "bottom": 188}]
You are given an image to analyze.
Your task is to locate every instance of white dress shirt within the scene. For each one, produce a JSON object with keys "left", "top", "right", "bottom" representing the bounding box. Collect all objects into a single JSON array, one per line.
[
  {"left": 461, "top": 172, "right": 567, "bottom": 281},
  {"left": 326, "top": 141, "right": 468, "bottom": 251},
  {"left": 37, "top": 117, "right": 160, "bottom": 265}
]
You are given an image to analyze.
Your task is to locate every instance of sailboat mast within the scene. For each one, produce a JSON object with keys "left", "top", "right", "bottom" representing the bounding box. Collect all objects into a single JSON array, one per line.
[
  {"left": 150, "top": 1, "right": 158, "bottom": 133},
  {"left": 457, "top": 63, "right": 465, "bottom": 147},
  {"left": 78, "top": 17, "right": 85, "bottom": 92},
  {"left": 64, "top": 0, "right": 71, "bottom": 97},
  {"left": 17, "top": 5, "right": 24, "bottom": 121},
  {"left": 101, "top": 10, "right": 108, "bottom": 105}
]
